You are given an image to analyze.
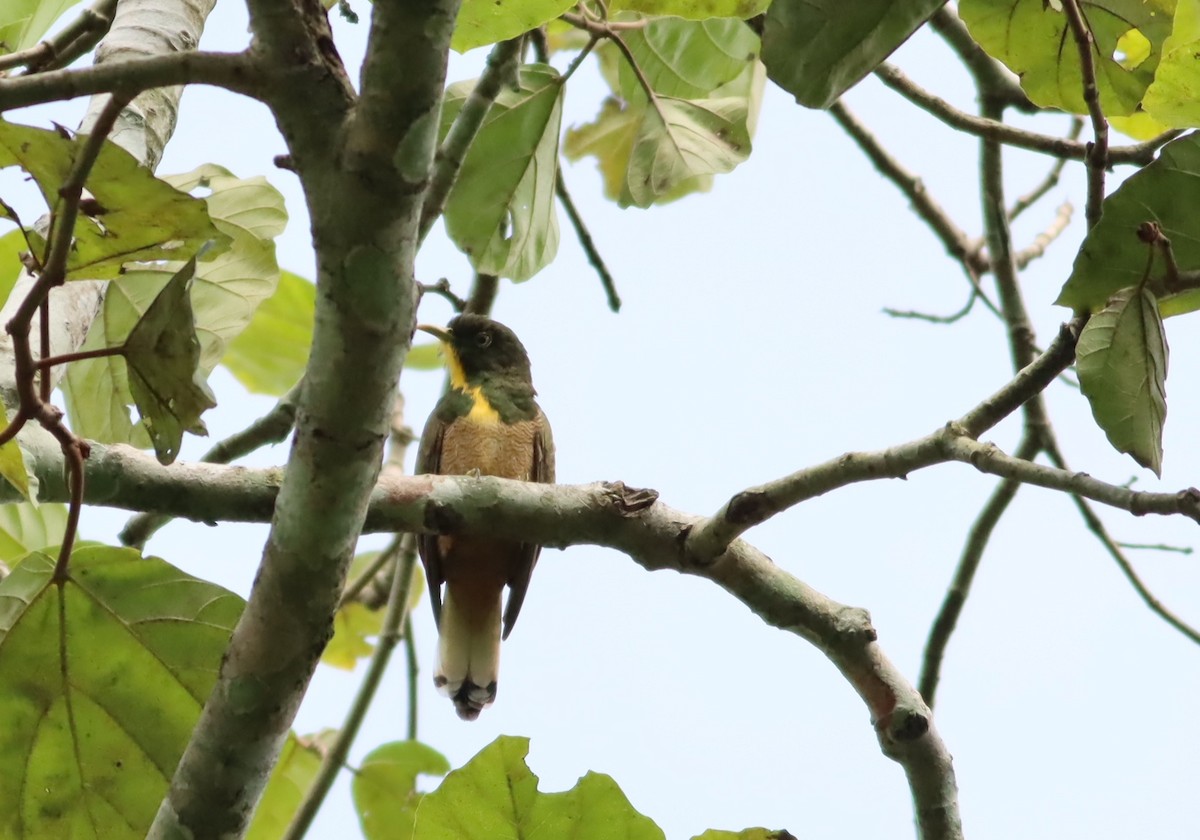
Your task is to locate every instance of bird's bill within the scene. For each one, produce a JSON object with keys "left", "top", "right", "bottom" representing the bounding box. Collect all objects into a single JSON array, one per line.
[{"left": 416, "top": 323, "right": 452, "bottom": 343}]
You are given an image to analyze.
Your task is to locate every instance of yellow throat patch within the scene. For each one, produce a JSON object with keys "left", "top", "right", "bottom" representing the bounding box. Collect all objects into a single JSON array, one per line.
[{"left": 440, "top": 341, "right": 500, "bottom": 424}]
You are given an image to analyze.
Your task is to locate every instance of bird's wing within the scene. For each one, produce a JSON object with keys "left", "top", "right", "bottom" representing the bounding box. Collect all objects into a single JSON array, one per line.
[
  {"left": 502, "top": 409, "right": 555, "bottom": 640},
  {"left": 415, "top": 410, "right": 447, "bottom": 627}
]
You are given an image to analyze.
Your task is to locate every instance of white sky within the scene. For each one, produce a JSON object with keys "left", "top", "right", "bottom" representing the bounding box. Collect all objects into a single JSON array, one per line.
[{"left": 8, "top": 2, "right": 1200, "bottom": 838}]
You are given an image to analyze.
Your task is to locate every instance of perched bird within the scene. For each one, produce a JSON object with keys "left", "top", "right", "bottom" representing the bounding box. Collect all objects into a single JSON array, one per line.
[{"left": 414, "top": 314, "right": 555, "bottom": 720}]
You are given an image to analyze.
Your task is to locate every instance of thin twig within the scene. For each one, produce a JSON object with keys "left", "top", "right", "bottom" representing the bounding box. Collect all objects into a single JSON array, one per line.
[
  {"left": 883, "top": 288, "right": 978, "bottom": 324},
  {"left": 1060, "top": 0, "right": 1108, "bottom": 228},
  {"left": 1015, "top": 201, "right": 1073, "bottom": 269},
  {"left": 556, "top": 169, "right": 620, "bottom": 312},
  {"left": 829, "top": 101, "right": 986, "bottom": 275},
  {"left": 418, "top": 278, "right": 467, "bottom": 312},
  {"left": 1044, "top": 442, "right": 1200, "bottom": 646},
  {"left": 873, "top": 63, "right": 1177, "bottom": 166},
  {"left": 280, "top": 535, "right": 418, "bottom": 840},
  {"left": 0, "top": 0, "right": 117, "bottom": 74},
  {"left": 829, "top": 100, "right": 1000, "bottom": 320},
  {"left": 404, "top": 614, "right": 418, "bottom": 740},
  {"left": 1117, "top": 541, "right": 1193, "bottom": 555},
  {"left": 1010, "top": 118, "right": 1082, "bottom": 222},
  {"left": 920, "top": 433, "right": 1041, "bottom": 707}
]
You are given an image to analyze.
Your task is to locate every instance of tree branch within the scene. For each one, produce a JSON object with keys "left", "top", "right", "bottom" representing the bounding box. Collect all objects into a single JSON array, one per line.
[
  {"left": 118, "top": 383, "right": 300, "bottom": 549},
  {"left": 685, "top": 317, "right": 1083, "bottom": 563},
  {"left": 148, "top": 0, "right": 460, "bottom": 834},
  {"left": 1042, "top": 441, "right": 1200, "bottom": 646},
  {"left": 0, "top": 50, "right": 261, "bottom": 112},
  {"left": 0, "top": 0, "right": 118, "bottom": 74},
  {"left": 828, "top": 100, "right": 998, "bottom": 318},
  {"left": 1060, "top": 0, "right": 1109, "bottom": 228},
  {"left": 926, "top": 5, "right": 1035, "bottom": 113},
  {"left": 919, "top": 433, "right": 1040, "bottom": 707},
  {"left": 873, "top": 63, "right": 1179, "bottom": 166}
]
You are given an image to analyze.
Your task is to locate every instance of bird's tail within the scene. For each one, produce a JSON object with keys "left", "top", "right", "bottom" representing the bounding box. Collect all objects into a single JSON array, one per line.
[{"left": 434, "top": 581, "right": 501, "bottom": 721}]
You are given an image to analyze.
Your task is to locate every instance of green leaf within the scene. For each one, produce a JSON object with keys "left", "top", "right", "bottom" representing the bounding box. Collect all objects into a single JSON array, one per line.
[
  {"left": 0, "top": 0, "right": 82, "bottom": 54},
  {"left": 322, "top": 602, "right": 383, "bottom": 669},
  {"left": 959, "top": 0, "right": 1174, "bottom": 116},
  {"left": 0, "top": 546, "right": 244, "bottom": 839},
  {"left": 0, "top": 120, "right": 227, "bottom": 278},
  {"left": 0, "top": 437, "right": 32, "bottom": 501},
  {"left": 124, "top": 258, "right": 217, "bottom": 465},
  {"left": 1142, "top": 0, "right": 1200, "bottom": 127},
  {"left": 617, "top": 17, "right": 760, "bottom": 101},
  {"left": 62, "top": 165, "right": 284, "bottom": 447},
  {"left": 1076, "top": 286, "right": 1169, "bottom": 475},
  {"left": 245, "top": 732, "right": 324, "bottom": 840},
  {"left": 1056, "top": 134, "right": 1200, "bottom": 315},
  {"left": 353, "top": 740, "right": 450, "bottom": 840},
  {"left": 0, "top": 502, "right": 67, "bottom": 566},
  {"left": 406, "top": 342, "right": 445, "bottom": 371},
  {"left": 413, "top": 735, "right": 664, "bottom": 840},
  {"left": 568, "top": 50, "right": 760, "bottom": 207},
  {"left": 564, "top": 97, "right": 643, "bottom": 202},
  {"left": 223, "top": 269, "right": 314, "bottom": 396},
  {"left": 443, "top": 65, "right": 563, "bottom": 281},
  {"left": 608, "top": 0, "right": 770, "bottom": 17},
  {"left": 624, "top": 95, "right": 750, "bottom": 208},
  {"left": 452, "top": 0, "right": 574, "bottom": 53},
  {"left": 761, "top": 0, "right": 943, "bottom": 109},
  {"left": 0, "top": 227, "right": 26, "bottom": 309}
]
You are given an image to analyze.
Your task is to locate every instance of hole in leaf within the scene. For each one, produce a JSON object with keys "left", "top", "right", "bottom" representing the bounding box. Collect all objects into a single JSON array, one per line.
[{"left": 1114, "top": 28, "right": 1151, "bottom": 70}]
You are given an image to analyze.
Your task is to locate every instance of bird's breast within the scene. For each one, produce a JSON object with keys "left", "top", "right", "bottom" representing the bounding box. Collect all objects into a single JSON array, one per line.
[{"left": 440, "top": 415, "right": 538, "bottom": 480}]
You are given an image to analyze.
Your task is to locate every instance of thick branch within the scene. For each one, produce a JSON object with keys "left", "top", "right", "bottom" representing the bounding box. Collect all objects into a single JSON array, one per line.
[{"left": 148, "top": 0, "right": 460, "bottom": 836}]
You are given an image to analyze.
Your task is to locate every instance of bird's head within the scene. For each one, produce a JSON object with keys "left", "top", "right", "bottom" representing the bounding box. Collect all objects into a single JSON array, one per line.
[{"left": 416, "top": 314, "right": 533, "bottom": 390}]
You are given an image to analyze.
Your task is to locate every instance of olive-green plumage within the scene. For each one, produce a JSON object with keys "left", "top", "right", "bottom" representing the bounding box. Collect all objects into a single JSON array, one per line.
[{"left": 415, "top": 314, "right": 554, "bottom": 720}]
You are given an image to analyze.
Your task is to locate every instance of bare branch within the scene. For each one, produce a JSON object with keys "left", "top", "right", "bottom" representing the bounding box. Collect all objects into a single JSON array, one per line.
[
  {"left": 1009, "top": 118, "right": 1081, "bottom": 222},
  {"left": 873, "top": 63, "right": 1180, "bottom": 166},
  {"left": 1015, "top": 201, "right": 1073, "bottom": 269},
  {"left": 1043, "top": 441, "right": 1200, "bottom": 646},
  {"left": 920, "top": 433, "right": 1040, "bottom": 707},
  {"left": 0, "top": 50, "right": 261, "bottom": 111},
  {"left": 829, "top": 101, "right": 986, "bottom": 276},
  {"left": 927, "top": 5, "right": 1034, "bottom": 113},
  {"left": 0, "top": 0, "right": 117, "bottom": 75},
  {"left": 557, "top": 168, "right": 621, "bottom": 312},
  {"left": 684, "top": 317, "right": 1083, "bottom": 563}
]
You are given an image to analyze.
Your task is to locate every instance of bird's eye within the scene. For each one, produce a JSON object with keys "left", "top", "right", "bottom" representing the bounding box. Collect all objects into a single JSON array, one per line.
[{"left": 476, "top": 331, "right": 492, "bottom": 348}]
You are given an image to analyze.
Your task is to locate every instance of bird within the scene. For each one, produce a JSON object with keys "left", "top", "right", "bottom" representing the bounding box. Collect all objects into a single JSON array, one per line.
[{"left": 414, "top": 314, "right": 555, "bottom": 720}]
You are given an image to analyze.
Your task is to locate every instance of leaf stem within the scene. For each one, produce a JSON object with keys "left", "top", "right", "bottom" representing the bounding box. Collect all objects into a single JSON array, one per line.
[{"left": 37, "top": 344, "right": 125, "bottom": 369}]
